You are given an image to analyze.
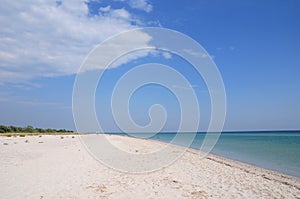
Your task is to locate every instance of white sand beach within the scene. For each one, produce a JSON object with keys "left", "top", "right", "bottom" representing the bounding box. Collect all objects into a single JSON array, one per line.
[{"left": 0, "top": 134, "right": 299, "bottom": 198}]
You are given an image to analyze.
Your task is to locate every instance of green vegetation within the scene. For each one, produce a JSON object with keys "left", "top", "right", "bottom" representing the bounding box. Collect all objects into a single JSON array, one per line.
[{"left": 0, "top": 125, "right": 75, "bottom": 136}]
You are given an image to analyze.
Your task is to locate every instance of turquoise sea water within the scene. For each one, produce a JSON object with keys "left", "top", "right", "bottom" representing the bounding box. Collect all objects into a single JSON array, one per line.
[{"left": 113, "top": 131, "right": 300, "bottom": 178}]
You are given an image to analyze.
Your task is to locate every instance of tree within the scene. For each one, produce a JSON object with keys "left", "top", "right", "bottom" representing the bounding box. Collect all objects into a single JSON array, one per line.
[
  {"left": 36, "top": 128, "right": 45, "bottom": 133},
  {"left": 0, "top": 125, "right": 8, "bottom": 133},
  {"left": 25, "top": 125, "right": 34, "bottom": 133},
  {"left": 9, "top": 126, "right": 19, "bottom": 132}
]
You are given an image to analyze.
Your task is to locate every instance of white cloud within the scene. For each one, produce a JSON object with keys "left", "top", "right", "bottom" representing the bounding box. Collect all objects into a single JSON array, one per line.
[
  {"left": 128, "top": 0, "right": 152, "bottom": 12},
  {"left": 162, "top": 51, "right": 172, "bottom": 59},
  {"left": 109, "top": 8, "right": 131, "bottom": 20},
  {"left": 99, "top": 6, "right": 111, "bottom": 12},
  {"left": 0, "top": 0, "right": 152, "bottom": 84},
  {"left": 83, "top": 30, "right": 153, "bottom": 71}
]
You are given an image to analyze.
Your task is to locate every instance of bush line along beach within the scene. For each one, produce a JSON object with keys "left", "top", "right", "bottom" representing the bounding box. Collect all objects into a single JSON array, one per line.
[{"left": 0, "top": 125, "right": 75, "bottom": 136}]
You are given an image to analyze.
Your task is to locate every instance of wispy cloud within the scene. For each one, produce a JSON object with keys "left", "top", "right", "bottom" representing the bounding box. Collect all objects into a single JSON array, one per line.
[
  {"left": 172, "top": 84, "right": 199, "bottom": 90},
  {"left": 0, "top": 92, "right": 71, "bottom": 109},
  {"left": 10, "top": 82, "right": 43, "bottom": 91},
  {"left": 216, "top": 46, "right": 236, "bottom": 51},
  {"left": 82, "top": 29, "right": 153, "bottom": 71},
  {"left": 17, "top": 100, "right": 71, "bottom": 109},
  {"left": 171, "top": 85, "right": 212, "bottom": 94},
  {"left": 182, "top": 48, "right": 211, "bottom": 58},
  {"left": 229, "top": 46, "right": 235, "bottom": 51}
]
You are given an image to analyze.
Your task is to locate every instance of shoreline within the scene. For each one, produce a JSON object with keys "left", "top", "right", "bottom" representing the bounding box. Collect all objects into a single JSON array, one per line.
[
  {"left": 124, "top": 132, "right": 300, "bottom": 178},
  {"left": 187, "top": 148, "right": 300, "bottom": 188},
  {"left": 1, "top": 134, "right": 299, "bottom": 198},
  {"left": 104, "top": 133, "right": 300, "bottom": 179},
  {"left": 107, "top": 133, "right": 300, "bottom": 181}
]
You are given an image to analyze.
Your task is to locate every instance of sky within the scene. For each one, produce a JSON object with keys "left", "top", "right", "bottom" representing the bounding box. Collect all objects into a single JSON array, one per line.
[{"left": 0, "top": 0, "right": 299, "bottom": 132}]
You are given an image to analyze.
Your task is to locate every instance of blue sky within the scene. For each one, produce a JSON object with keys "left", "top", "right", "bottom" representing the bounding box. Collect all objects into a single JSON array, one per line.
[{"left": 0, "top": 0, "right": 299, "bottom": 131}]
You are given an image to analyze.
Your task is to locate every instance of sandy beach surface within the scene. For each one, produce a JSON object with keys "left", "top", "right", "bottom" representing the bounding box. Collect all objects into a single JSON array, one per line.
[{"left": 0, "top": 134, "right": 299, "bottom": 199}]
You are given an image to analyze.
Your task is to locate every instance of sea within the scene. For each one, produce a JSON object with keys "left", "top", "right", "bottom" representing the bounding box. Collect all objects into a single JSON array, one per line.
[{"left": 109, "top": 131, "right": 300, "bottom": 178}]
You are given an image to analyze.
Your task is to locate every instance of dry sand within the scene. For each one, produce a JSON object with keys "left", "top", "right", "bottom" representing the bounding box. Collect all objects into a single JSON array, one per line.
[{"left": 0, "top": 134, "right": 299, "bottom": 198}]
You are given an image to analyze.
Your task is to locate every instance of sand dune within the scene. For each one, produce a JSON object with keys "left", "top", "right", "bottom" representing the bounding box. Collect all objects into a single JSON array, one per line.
[{"left": 0, "top": 134, "right": 299, "bottom": 198}]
